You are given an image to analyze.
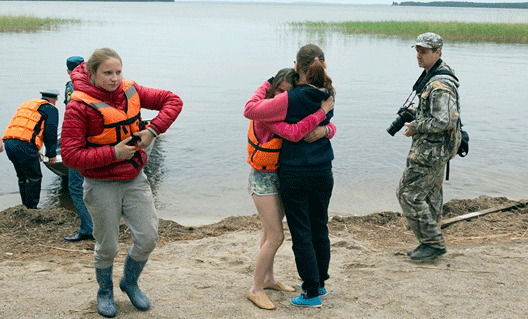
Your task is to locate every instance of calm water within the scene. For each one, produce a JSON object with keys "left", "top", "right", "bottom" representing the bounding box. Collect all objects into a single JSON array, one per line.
[{"left": 0, "top": 2, "right": 527, "bottom": 225}]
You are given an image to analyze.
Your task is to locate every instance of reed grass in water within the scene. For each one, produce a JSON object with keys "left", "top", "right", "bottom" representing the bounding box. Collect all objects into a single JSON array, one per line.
[
  {"left": 0, "top": 15, "right": 80, "bottom": 32},
  {"left": 289, "top": 21, "right": 528, "bottom": 44}
]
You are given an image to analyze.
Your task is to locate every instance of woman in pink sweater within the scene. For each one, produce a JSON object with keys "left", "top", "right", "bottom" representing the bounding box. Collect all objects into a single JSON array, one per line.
[{"left": 245, "top": 68, "right": 335, "bottom": 310}]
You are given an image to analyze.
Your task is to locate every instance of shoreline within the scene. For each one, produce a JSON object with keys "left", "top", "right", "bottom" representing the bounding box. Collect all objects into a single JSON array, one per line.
[
  {"left": 1, "top": 191, "right": 527, "bottom": 228},
  {"left": 1, "top": 195, "right": 528, "bottom": 318},
  {"left": 1, "top": 195, "right": 526, "bottom": 260}
]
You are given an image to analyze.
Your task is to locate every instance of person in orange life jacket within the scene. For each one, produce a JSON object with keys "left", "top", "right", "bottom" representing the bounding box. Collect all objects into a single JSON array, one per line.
[
  {"left": 245, "top": 68, "right": 335, "bottom": 310},
  {"left": 62, "top": 56, "right": 94, "bottom": 242},
  {"left": 60, "top": 48, "right": 183, "bottom": 317},
  {"left": 246, "top": 44, "right": 336, "bottom": 308},
  {"left": 2, "top": 90, "right": 59, "bottom": 209}
]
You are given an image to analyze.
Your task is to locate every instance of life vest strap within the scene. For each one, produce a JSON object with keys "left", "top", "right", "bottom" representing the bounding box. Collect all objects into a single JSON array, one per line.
[
  {"left": 102, "top": 113, "right": 141, "bottom": 129},
  {"left": 247, "top": 137, "right": 280, "bottom": 153},
  {"left": 124, "top": 85, "right": 137, "bottom": 101},
  {"left": 89, "top": 101, "right": 111, "bottom": 110},
  {"left": 127, "top": 155, "right": 141, "bottom": 169}
]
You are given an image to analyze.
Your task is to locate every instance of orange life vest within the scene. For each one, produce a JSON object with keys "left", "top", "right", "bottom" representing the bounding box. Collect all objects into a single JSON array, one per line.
[
  {"left": 247, "top": 120, "right": 282, "bottom": 171},
  {"left": 71, "top": 79, "right": 143, "bottom": 148},
  {"left": 2, "top": 99, "right": 54, "bottom": 150}
]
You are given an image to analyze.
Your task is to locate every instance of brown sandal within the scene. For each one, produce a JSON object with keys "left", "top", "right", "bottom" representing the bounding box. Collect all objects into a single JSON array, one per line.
[
  {"left": 247, "top": 292, "right": 276, "bottom": 310},
  {"left": 263, "top": 281, "right": 296, "bottom": 292}
]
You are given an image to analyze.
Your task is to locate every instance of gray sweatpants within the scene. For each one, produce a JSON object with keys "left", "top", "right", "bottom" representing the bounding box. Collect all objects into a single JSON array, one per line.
[{"left": 83, "top": 171, "right": 159, "bottom": 269}]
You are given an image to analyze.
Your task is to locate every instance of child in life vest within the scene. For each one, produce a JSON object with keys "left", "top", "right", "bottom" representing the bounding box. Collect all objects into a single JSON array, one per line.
[
  {"left": 245, "top": 44, "right": 336, "bottom": 308},
  {"left": 60, "top": 48, "right": 183, "bottom": 317},
  {"left": 245, "top": 67, "right": 335, "bottom": 310}
]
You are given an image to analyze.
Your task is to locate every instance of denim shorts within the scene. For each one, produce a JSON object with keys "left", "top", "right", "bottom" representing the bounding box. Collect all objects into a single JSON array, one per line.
[{"left": 247, "top": 168, "right": 279, "bottom": 196}]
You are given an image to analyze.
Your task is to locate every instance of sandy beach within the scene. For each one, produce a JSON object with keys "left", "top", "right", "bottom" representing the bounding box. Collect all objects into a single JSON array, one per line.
[{"left": 1, "top": 195, "right": 528, "bottom": 318}]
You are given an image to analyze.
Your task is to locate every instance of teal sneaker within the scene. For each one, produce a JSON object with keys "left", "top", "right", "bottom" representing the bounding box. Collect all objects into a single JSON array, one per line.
[
  {"left": 290, "top": 294, "right": 322, "bottom": 308},
  {"left": 299, "top": 283, "right": 328, "bottom": 298}
]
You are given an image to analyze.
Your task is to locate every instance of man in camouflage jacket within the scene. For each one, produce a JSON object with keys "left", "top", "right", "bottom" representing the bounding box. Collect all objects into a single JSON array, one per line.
[{"left": 397, "top": 32, "right": 462, "bottom": 261}]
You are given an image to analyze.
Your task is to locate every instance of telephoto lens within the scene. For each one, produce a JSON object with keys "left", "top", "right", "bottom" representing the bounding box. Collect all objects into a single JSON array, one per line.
[
  {"left": 387, "top": 107, "right": 415, "bottom": 136},
  {"left": 387, "top": 116, "right": 406, "bottom": 136}
]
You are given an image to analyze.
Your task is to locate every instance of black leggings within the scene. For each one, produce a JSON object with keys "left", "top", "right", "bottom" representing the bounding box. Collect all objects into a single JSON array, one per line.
[{"left": 278, "top": 169, "right": 333, "bottom": 297}]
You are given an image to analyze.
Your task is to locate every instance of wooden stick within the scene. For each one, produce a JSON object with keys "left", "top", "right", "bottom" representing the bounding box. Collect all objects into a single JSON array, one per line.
[
  {"left": 414, "top": 265, "right": 495, "bottom": 274},
  {"left": 451, "top": 232, "right": 521, "bottom": 240},
  {"left": 36, "top": 244, "right": 90, "bottom": 253},
  {"left": 70, "top": 309, "right": 96, "bottom": 314},
  {"left": 441, "top": 200, "right": 528, "bottom": 229}
]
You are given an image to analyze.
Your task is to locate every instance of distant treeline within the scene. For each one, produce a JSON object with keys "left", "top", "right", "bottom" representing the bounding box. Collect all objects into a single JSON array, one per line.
[
  {"left": 393, "top": 1, "right": 528, "bottom": 8},
  {"left": 6, "top": 0, "right": 174, "bottom": 2}
]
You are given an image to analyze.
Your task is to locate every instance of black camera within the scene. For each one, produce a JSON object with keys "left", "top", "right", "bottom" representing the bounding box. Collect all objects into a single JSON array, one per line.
[{"left": 387, "top": 105, "right": 416, "bottom": 136}]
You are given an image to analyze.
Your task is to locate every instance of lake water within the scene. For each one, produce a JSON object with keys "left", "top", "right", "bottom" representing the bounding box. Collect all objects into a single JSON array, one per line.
[{"left": 0, "top": 1, "right": 527, "bottom": 225}]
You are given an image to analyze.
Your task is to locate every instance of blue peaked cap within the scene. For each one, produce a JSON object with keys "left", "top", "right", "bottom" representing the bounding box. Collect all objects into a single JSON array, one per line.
[{"left": 67, "top": 56, "right": 84, "bottom": 71}]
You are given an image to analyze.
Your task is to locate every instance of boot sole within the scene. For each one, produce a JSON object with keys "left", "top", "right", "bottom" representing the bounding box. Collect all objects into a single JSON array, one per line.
[{"left": 410, "top": 251, "right": 446, "bottom": 261}]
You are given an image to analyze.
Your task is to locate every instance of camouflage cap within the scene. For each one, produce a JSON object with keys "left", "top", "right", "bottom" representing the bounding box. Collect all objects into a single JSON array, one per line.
[{"left": 412, "top": 32, "right": 443, "bottom": 50}]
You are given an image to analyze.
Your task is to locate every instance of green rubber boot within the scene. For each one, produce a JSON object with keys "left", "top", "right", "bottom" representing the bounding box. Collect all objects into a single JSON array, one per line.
[
  {"left": 119, "top": 255, "right": 150, "bottom": 311},
  {"left": 95, "top": 266, "right": 117, "bottom": 318}
]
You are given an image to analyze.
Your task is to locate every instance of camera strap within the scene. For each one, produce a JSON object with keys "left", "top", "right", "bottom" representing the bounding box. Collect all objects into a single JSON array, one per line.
[
  {"left": 411, "top": 59, "right": 460, "bottom": 181},
  {"left": 412, "top": 59, "right": 459, "bottom": 95}
]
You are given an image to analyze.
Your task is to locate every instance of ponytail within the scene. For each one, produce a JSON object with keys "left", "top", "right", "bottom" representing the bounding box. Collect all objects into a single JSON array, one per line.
[
  {"left": 306, "top": 59, "right": 335, "bottom": 96},
  {"left": 296, "top": 44, "right": 335, "bottom": 96}
]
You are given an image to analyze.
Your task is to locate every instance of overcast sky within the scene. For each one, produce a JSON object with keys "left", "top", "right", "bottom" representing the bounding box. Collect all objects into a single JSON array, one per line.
[{"left": 191, "top": 0, "right": 528, "bottom": 5}]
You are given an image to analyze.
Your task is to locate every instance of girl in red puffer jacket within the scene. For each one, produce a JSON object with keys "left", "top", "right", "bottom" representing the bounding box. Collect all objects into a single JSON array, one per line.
[{"left": 61, "top": 48, "right": 182, "bottom": 317}]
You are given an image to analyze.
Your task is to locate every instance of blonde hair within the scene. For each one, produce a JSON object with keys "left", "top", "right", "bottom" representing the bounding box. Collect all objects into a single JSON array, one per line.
[{"left": 86, "top": 48, "right": 122, "bottom": 75}]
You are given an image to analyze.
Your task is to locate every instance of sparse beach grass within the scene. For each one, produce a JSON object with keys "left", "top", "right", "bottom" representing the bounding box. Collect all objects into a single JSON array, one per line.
[
  {"left": 0, "top": 14, "right": 80, "bottom": 32},
  {"left": 289, "top": 21, "right": 528, "bottom": 43}
]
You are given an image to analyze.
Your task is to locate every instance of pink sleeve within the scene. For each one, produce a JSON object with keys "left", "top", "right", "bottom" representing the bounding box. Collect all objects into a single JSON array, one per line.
[
  {"left": 244, "top": 81, "right": 288, "bottom": 122},
  {"left": 326, "top": 122, "right": 336, "bottom": 139},
  {"left": 261, "top": 109, "right": 327, "bottom": 142}
]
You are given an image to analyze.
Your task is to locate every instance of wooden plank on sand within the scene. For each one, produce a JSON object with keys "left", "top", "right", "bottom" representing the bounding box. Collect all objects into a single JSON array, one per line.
[{"left": 441, "top": 199, "right": 528, "bottom": 229}]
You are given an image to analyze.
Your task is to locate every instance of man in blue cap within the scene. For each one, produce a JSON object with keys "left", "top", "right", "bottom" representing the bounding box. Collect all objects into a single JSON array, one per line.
[
  {"left": 63, "top": 56, "right": 94, "bottom": 242},
  {"left": 2, "top": 89, "right": 60, "bottom": 209},
  {"left": 65, "top": 56, "right": 84, "bottom": 106}
]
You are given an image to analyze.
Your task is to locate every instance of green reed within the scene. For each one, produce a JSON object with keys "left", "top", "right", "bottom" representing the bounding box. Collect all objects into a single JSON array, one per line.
[
  {"left": 289, "top": 21, "right": 528, "bottom": 44},
  {"left": 0, "top": 15, "right": 80, "bottom": 32}
]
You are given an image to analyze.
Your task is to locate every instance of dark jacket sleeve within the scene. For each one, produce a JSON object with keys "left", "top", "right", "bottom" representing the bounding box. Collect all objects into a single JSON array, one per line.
[
  {"left": 64, "top": 81, "right": 74, "bottom": 106},
  {"left": 39, "top": 103, "right": 59, "bottom": 158}
]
